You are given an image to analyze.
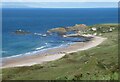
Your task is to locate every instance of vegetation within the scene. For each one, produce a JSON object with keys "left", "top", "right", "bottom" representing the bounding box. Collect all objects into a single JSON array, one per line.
[
  {"left": 2, "top": 24, "right": 118, "bottom": 80},
  {"left": 87, "top": 24, "right": 118, "bottom": 35}
]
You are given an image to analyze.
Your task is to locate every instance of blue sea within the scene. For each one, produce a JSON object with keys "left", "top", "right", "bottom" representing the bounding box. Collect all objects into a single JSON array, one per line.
[{"left": 2, "top": 8, "right": 118, "bottom": 58}]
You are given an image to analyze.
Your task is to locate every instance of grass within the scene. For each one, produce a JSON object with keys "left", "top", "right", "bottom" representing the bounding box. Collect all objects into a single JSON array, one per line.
[{"left": 2, "top": 24, "right": 118, "bottom": 80}]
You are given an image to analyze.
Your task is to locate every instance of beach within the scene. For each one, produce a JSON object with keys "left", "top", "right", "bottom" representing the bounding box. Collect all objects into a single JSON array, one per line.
[
  {"left": 2, "top": 35, "right": 106, "bottom": 68},
  {"left": 2, "top": 7, "right": 118, "bottom": 80}
]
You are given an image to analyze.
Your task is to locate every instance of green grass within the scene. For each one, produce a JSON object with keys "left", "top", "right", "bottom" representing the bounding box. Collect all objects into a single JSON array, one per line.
[{"left": 2, "top": 24, "right": 118, "bottom": 80}]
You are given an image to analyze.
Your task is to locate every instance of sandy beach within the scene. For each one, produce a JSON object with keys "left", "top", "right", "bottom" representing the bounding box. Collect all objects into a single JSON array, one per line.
[{"left": 1, "top": 35, "right": 106, "bottom": 68}]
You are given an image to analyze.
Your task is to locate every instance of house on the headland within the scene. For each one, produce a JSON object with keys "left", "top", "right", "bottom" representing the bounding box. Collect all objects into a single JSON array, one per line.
[{"left": 91, "top": 27, "right": 97, "bottom": 31}]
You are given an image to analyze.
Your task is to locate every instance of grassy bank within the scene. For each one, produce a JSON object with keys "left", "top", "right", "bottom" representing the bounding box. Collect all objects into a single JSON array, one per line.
[{"left": 2, "top": 24, "right": 118, "bottom": 80}]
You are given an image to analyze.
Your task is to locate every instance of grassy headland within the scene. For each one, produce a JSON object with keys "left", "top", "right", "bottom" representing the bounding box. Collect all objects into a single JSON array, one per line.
[{"left": 2, "top": 24, "right": 118, "bottom": 80}]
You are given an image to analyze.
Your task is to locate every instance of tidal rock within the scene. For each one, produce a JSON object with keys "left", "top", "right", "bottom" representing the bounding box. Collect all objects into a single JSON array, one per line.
[{"left": 13, "top": 29, "right": 31, "bottom": 35}]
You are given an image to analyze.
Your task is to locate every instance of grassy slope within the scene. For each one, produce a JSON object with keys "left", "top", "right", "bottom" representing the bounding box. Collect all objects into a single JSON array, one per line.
[{"left": 2, "top": 24, "right": 119, "bottom": 80}]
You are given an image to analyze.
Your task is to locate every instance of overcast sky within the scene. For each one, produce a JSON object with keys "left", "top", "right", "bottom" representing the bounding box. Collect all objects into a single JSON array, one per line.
[
  {"left": 2, "top": 0, "right": 119, "bottom": 2},
  {"left": 1, "top": 0, "right": 119, "bottom": 8}
]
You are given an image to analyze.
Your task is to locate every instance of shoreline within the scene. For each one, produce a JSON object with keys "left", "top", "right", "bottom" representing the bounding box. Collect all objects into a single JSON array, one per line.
[
  {"left": 2, "top": 43, "right": 71, "bottom": 60},
  {"left": 1, "top": 35, "right": 106, "bottom": 68}
]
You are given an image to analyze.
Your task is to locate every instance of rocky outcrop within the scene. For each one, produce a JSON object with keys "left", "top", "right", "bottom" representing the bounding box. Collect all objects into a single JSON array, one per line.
[
  {"left": 47, "top": 24, "right": 88, "bottom": 36},
  {"left": 66, "top": 24, "right": 87, "bottom": 33},
  {"left": 47, "top": 27, "right": 67, "bottom": 35},
  {"left": 13, "top": 29, "right": 31, "bottom": 35}
]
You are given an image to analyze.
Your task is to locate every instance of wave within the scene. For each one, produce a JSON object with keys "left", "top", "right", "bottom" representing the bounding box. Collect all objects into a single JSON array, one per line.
[
  {"left": 0, "top": 50, "right": 7, "bottom": 54},
  {"left": 34, "top": 33, "right": 47, "bottom": 37},
  {"left": 3, "top": 50, "right": 40, "bottom": 59},
  {"left": 35, "top": 46, "right": 46, "bottom": 50},
  {"left": 34, "top": 33, "right": 42, "bottom": 36},
  {"left": 2, "top": 42, "right": 74, "bottom": 60}
]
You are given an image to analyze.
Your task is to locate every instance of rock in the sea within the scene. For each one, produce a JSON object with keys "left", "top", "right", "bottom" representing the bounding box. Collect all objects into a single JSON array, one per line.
[{"left": 13, "top": 29, "right": 31, "bottom": 35}]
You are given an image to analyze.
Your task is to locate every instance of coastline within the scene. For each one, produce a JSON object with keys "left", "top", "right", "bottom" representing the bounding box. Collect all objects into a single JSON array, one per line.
[{"left": 1, "top": 35, "right": 106, "bottom": 68}]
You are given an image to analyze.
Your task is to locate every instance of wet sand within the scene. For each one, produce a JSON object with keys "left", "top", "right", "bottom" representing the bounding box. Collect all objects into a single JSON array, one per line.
[{"left": 1, "top": 36, "right": 106, "bottom": 68}]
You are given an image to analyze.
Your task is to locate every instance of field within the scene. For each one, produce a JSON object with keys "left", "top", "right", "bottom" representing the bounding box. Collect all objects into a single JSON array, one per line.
[{"left": 2, "top": 24, "right": 119, "bottom": 80}]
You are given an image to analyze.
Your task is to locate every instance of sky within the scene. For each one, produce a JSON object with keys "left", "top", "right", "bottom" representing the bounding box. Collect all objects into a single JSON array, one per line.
[
  {"left": 1, "top": 0, "right": 119, "bottom": 8},
  {"left": 2, "top": 0, "right": 119, "bottom": 2}
]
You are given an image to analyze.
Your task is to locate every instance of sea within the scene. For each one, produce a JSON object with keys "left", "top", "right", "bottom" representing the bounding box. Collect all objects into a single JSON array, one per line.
[{"left": 2, "top": 8, "right": 118, "bottom": 58}]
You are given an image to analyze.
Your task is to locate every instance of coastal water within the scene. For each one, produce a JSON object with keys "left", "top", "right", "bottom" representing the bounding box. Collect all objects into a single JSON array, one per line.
[{"left": 2, "top": 8, "right": 118, "bottom": 58}]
